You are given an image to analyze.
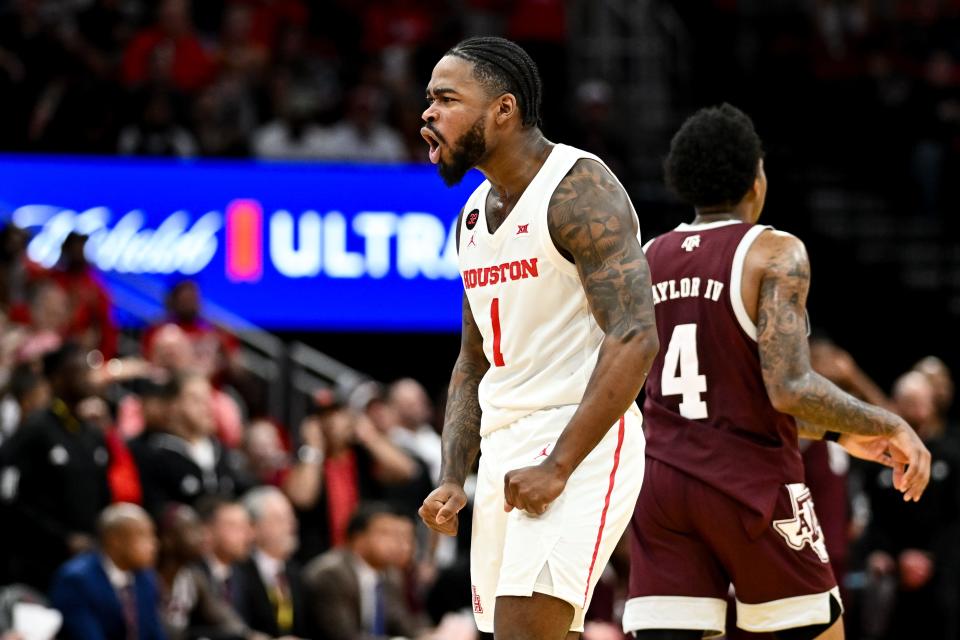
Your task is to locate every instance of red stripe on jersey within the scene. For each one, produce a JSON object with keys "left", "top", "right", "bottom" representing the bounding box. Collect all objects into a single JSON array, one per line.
[
  {"left": 583, "top": 416, "right": 626, "bottom": 607},
  {"left": 490, "top": 297, "right": 505, "bottom": 367}
]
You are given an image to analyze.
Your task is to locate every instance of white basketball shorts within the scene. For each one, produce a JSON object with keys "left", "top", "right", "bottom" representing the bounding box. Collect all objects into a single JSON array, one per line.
[{"left": 470, "top": 404, "right": 645, "bottom": 633}]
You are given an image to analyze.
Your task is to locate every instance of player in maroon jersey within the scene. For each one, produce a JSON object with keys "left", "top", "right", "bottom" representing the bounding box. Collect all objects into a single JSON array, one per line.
[{"left": 623, "top": 104, "right": 931, "bottom": 640}]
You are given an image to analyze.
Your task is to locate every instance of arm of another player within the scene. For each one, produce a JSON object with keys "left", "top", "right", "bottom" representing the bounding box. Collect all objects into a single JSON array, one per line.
[
  {"left": 502, "top": 158, "right": 659, "bottom": 515},
  {"left": 754, "top": 231, "right": 930, "bottom": 501},
  {"left": 419, "top": 290, "right": 490, "bottom": 535}
]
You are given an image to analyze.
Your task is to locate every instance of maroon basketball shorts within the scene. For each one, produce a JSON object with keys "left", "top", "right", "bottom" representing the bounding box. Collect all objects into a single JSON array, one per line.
[{"left": 623, "top": 458, "right": 840, "bottom": 637}]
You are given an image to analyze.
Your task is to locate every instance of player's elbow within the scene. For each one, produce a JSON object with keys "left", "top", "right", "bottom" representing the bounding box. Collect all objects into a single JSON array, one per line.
[
  {"left": 639, "top": 332, "right": 660, "bottom": 368},
  {"left": 623, "top": 325, "right": 659, "bottom": 369},
  {"left": 765, "top": 377, "right": 806, "bottom": 414}
]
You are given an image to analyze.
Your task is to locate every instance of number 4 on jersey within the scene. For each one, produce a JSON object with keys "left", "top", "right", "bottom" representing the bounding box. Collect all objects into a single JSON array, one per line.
[{"left": 661, "top": 323, "right": 708, "bottom": 419}]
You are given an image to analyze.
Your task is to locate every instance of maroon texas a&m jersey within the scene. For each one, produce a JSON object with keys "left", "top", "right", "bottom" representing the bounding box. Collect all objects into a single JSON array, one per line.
[{"left": 642, "top": 220, "right": 804, "bottom": 534}]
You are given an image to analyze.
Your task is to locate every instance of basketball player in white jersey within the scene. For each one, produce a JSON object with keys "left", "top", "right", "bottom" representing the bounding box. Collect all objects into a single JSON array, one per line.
[{"left": 417, "top": 37, "right": 659, "bottom": 640}]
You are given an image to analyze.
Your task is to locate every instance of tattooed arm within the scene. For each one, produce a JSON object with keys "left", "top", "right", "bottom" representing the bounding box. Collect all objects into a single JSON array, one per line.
[
  {"left": 502, "top": 159, "right": 659, "bottom": 515},
  {"left": 420, "top": 210, "right": 490, "bottom": 535},
  {"left": 438, "top": 291, "right": 488, "bottom": 487},
  {"left": 751, "top": 230, "right": 930, "bottom": 501}
]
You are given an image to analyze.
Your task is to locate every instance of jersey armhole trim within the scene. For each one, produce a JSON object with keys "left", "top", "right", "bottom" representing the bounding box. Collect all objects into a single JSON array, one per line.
[
  {"left": 538, "top": 150, "right": 584, "bottom": 278},
  {"left": 538, "top": 216, "right": 581, "bottom": 277},
  {"left": 730, "top": 225, "right": 769, "bottom": 342},
  {"left": 458, "top": 181, "right": 492, "bottom": 256},
  {"left": 642, "top": 237, "right": 655, "bottom": 254}
]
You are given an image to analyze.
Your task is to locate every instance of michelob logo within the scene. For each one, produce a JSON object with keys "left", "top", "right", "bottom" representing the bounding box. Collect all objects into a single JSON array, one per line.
[
  {"left": 15, "top": 205, "right": 220, "bottom": 275},
  {"left": 12, "top": 200, "right": 460, "bottom": 281}
]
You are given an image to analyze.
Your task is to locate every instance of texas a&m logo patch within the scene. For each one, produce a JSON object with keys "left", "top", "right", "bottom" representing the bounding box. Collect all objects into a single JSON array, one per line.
[{"left": 772, "top": 483, "right": 830, "bottom": 563}]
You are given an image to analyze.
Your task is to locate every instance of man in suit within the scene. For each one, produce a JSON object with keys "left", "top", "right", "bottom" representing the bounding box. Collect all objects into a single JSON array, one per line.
[
  {"left": 49, "top": 503, "right": 166, "bottom": 640},
  {"left": 198, "top": 497, "right": 254, "bottom": 610},
  {"left": 234, "top": 487, "right": 311, "bottom": 638},
  {"left": 0, "top": 343, "right": 111, "bottom": 590},
  {"left": 302, "top": 502, "right": 424, "bottom": 640}
]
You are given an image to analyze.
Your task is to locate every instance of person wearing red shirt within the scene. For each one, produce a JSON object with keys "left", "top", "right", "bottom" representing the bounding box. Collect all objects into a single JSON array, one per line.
[
  {"left": 47, "top": 233, "right": 118, "bottom": 360},
  {"left": 122, "top": 0, "right": 215, "bottom": 92},
  {"left": 142, "top": 280, "right": 239, "bottom": 384}
]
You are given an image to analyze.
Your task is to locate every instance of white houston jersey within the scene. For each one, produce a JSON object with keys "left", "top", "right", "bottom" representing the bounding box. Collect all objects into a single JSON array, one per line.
[{"left": 458, "top": 144, "right": 642, "bottom": 436}]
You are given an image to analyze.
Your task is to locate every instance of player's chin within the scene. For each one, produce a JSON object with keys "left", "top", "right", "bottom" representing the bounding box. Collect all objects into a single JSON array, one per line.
[{"left": 439, "top": 163, "right": 466, "bottom": 187}]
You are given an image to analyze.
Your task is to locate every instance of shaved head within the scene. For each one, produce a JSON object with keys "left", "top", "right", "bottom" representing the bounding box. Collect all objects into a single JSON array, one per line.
[{"left": 98, "top": 503, "right": 151, "bottom": 538}]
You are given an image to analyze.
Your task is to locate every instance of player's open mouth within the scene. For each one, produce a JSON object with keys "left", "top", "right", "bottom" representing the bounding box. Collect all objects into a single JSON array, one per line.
[{"left": 421, "top": 127, "right": 442, "bottom": 164}]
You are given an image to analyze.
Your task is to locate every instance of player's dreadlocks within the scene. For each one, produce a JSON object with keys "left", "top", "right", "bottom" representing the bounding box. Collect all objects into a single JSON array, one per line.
[{"left": 446, "top": 37, "right": 543, "bottom": 128}]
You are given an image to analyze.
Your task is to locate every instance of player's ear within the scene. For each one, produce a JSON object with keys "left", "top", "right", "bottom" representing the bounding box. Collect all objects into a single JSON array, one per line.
[
  {"left": 494, "top": 93, "right": 518, "bottom": 125},
  {"left": 750, "top": 160, "right": 765, "bottom": 200}
]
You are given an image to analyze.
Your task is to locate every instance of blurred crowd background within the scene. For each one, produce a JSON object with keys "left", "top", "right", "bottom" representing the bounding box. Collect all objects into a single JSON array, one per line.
[{"left": 0, "top": 0, "right": 959, "bottom": 639}]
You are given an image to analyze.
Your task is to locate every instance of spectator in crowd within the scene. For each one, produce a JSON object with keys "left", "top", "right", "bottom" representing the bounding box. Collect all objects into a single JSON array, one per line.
[
  {"left": 0, "top": 343, "right": 111, "bottom": 591},
  {"left": 294, "top": 391, "right": 418, "bottom": 562},
  {"left": 810, "top": 337, "right": 892, "bottom": 408},
  {"left": 131, "top": 373, "right": 247, "bottom": 518},
  {"left": 198, "top": 497, "right": 254, "bottom": 610},
  {"left": 0, "top": 361, "right": 50, "bottom": 446},
  {"left": 156, "top": 503, "right": 254, "bottom": 640},
  {"left": 235, "top": 487, "right": 312, "bottom": 638},
  {"left": 118, "top": 88, "right": 198, "bottom": 157},
  {"left": 302, "top": 502, "right": 425, "bottom": 640},
  {"left": 72, "top": 0, "right": 135, "bottom": 77},
  {"left": 0, "top": 224, "right": 37, "bottom": 314},
  {"left": 913, "top": 356, "right": 956, "bottom": 439},
  {"left": 49, "top": 503, "right": 164, "bottom": 640},
  {"left": 13, "top": 281, "right": 68, "bottom": 363},
  {"left": 122, "top": 0, "right": 215, "bottom": 93},
  {"left": 191, "top": 74, "right": 256, "bottom": 157},
  {"left": 143, "top": 281, "right": 241, "bottom": 384},
  {"left": 252, "top": 85, "right": 328, "bottom": 159},
  {"left": 214, "top": 4, "right": 267, "bottom": 81},
  {"left": 47, "top": 232, "right": 118, "bottom": 359},
  {"left": 859, "top": 371, "right": 960, "bottom": 640},
  {"left": 143, "top": 323, "right": 244, "bottom": 447},
  {"left": 386, "top": 378, "right": 441, "bottom": 484},
  {"left": 122, "top": 376, "right": 179, "bottom": 443},
  {"left": 319, "top": 85, "right": 407, "bottom": 163},
  {"left": 240, "top": 0, "right": 310, "bottom": 52},
  {"left": 243, "top": 418, "right": 293, "bottom": 488}
]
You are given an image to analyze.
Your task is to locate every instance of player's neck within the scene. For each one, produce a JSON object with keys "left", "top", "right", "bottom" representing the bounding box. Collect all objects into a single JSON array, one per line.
[
  {"left": 691, "top": 206, "right": 752, "bottom": 225},
  {"left": 478, "top": 131, "right": 552, "bottom": 202}
]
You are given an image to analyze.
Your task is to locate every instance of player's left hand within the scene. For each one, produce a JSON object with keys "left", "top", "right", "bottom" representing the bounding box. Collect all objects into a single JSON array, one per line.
[{"left": 503, "top": 461, "right": 567, "bottom": 515}]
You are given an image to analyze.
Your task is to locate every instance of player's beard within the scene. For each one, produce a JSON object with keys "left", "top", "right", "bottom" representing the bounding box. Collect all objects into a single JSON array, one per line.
[{"left": 439, "top": 116, "right": 487, "bottom": 186}]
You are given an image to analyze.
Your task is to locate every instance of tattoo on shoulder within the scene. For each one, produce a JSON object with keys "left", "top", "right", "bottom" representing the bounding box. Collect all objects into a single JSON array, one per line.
[{"left": 547, "top": 160, "right": 655, "bottom": 340}]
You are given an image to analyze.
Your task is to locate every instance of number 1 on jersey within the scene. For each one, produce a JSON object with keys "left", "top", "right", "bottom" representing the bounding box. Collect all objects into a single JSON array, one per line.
[
  {"left": 491, "top": 297, "right": 505, "bottom": 367},
  {"left": 661, "top": 323, "right": 708, "bottom": 419}
]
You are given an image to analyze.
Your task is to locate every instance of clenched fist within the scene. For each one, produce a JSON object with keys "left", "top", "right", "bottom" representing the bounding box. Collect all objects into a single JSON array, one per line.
[
  {"left": 420, "top": 482, "right": 468, "bottom": 536},
  {"left": 503, "top": 461, "right": 567, "bottom": 515}
]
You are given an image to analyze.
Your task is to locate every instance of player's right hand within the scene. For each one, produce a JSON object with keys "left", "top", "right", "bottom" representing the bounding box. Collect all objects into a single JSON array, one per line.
[
  {"left": 420, "top": 482, "right": 468, "bottom": 536},
  {"left": 888, "top": 423, "right": 931, "bottom": 502},
  {"left": 843, "top": 422, "right": 931, "bottom": 502}
]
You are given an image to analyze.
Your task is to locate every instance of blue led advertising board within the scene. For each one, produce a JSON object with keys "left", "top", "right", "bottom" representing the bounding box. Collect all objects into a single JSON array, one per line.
[{"left": 0, "top": 156, "right": 483, "bottom": 331}]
